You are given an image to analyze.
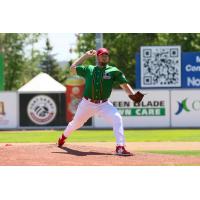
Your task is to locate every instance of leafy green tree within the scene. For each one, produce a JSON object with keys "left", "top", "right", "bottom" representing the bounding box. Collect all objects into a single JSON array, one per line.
[
  {"left": 155, "top": 33, "right": 200, "bottom": 51},
  {"left": 0, "top": 33, "right": 43, "bottom": 90},
  {"left": 76, "top": 33, "right": 200, "bottom": 87},
  {"left": 76, "top": 33, "right": 157, "bottom": 87}
]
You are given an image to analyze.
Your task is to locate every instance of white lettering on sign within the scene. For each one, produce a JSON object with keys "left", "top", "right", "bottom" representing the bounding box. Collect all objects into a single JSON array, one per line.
[
  {"left": 118, "top": 109, "right": 132, "bottom": 116},
  {"left": 135, "top": 108, "right": 161, "bottom": 116},
  {"left": 196, "top": 56, "right": 200, "bottom": 63},
  {"left": 185, "top": 64, "right": 200, "bottom": 72},
  {"left": 187, "top": 77, "right": 200, "bottom": 86}
]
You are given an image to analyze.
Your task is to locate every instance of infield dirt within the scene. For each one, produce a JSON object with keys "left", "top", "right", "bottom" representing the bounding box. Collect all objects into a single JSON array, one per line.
[{"left": 1, "top": 142, "right": 200, "bottom": 166}]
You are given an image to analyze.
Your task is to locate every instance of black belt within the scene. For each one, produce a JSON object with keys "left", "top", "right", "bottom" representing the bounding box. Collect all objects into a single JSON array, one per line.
[{"left": 84, "top": 97, "right": 107, "bottom": 104}]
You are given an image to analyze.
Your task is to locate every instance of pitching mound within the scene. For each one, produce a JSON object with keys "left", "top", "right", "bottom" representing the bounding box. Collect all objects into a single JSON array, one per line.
[{"left": 1, "top": 143, "right": 200, "bottom": 166}]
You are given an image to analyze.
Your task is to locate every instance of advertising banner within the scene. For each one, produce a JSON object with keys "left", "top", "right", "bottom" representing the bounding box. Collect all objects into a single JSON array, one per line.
[
  {"left": 182, "top": 52, "right": 200, "bottom": 88},
  {"left": 65, "top": 76, "right": 85, "bottom": 122},
  {"left": 0, "top": 92, "right": 18, "bottom": 129},
  {"left": 65, "top": 75, "right": 92, "bottom": 126},
  {"left": 171, "top": 90, "right": 200, "bottom": 127},
  {"left": 19, "top": 93, "right": 66, "bottom": 127},
  {"left": 135, "top": 52, "right": 141, "bottom": 88},
  {"left": 140, "top": 46, "right": 181, "bottom": 88},
  {"left": 94, "top": 90, "right": 170, "bottom": 128}
]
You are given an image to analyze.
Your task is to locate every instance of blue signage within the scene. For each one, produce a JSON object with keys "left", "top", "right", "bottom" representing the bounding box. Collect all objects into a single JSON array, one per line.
[
  {"left": 136, "top": 51, "right": 200, "bottom": 88},
  {"left": 182, "top": 52, "right": 200, "bottom": 88},
  {"left": 135, "top": 52, "right": 141, "bottom": 88}
]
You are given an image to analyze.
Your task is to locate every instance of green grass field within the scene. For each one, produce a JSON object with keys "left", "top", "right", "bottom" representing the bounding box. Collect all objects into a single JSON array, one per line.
[
  {"left": 1, "top": 129, "right": 200, "bottom": 143},
  {"left": 142, "top": 150, "right": 200, "bottom": 157},
  {"left": 1, "top": 129, "right": 200, "bottom": 157}
]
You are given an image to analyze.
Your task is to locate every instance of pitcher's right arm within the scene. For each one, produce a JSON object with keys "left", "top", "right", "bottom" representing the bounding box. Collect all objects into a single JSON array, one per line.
[{"left": 70, "top": 50, "right": 96, "bottom": 75}]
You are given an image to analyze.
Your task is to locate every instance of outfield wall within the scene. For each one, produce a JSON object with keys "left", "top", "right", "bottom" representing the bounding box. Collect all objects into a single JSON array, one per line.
[
  {"left": 0, "top": 92, "right": 18, "bottom": 129},
  {"left": 171, "top": 90, "right": 200, "bottom": 127},
  {"left": 94, "top": 89, "right": 200, "bottom": 128},
  {"left": 0, "top": 90, "right": 200, "bottom": 129},
  {"left": 94, "top": 90, "right": 170, "bottom": 128}
]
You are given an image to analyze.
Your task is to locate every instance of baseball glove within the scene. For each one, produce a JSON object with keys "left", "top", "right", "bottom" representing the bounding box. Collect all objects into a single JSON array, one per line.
[{"left": 129, "top": 91, "right": 144, "bottom": 103}]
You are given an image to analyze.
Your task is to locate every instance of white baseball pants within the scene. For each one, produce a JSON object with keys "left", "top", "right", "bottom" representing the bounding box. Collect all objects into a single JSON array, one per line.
[{"left": 63, "top": 98, "right": 125, "bottom": 145}]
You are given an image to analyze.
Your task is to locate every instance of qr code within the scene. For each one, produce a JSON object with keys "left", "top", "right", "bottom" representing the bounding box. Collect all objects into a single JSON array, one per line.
[{"left": 140, "top": 46, "right": 181, "bottom": 88}]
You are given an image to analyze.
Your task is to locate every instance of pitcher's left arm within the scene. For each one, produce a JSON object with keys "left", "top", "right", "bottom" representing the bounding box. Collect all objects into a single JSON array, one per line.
[{"left": 120, "top": 83, "right": 144, "bottom": 103}]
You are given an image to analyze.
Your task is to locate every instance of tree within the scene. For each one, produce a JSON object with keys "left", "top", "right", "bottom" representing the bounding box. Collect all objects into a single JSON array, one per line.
[
  {"left": 76, "top": 33, "right": 157, "bottom": 87},
  {"left": 155, "top": 33, "right": 200, "bottom": 51},
  {"left": 40, "top": 38, "right": 67, "bottom": 83},
  {"left": 0, "top": 33, "right": 43, "bottom": 90},
  {"left": 76, "top": 33, "right": 200, "bottom": 87}
]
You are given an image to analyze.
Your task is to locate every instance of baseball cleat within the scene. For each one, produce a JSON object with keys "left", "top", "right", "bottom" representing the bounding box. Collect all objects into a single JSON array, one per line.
[
  {"left": 115, "top": 146, "right": 134, "bottom": 156},
  {"left": 57, "top": 134, "right": 67, "bottom": 147}
]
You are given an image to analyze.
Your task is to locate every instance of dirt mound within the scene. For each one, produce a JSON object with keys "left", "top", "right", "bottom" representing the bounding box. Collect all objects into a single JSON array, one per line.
[{"left": 1, "top": 143, "right": 200, "bottom": 166}]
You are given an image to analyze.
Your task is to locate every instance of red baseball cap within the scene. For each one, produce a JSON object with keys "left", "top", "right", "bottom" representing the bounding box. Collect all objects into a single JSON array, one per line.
[{"left": 97, "top": 48, "right": 109, "bottom": 56}]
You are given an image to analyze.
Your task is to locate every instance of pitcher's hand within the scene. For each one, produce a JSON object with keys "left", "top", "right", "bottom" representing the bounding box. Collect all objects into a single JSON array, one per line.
[{"left": 85, "top": 49, "right": 97, "bottom": 58}]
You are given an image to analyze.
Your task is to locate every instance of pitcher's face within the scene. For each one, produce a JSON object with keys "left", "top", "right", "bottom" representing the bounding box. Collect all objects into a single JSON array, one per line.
[{"left": 97, "top": 54, "right": 109, "bottom": 66}]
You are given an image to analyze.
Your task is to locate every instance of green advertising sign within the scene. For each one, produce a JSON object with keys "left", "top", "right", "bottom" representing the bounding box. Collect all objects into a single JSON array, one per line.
[
  {"left": 113, "top": 100, "right": 166, "bottom": 117},
  {"left": 118, "top": 108, "right": 165, "bottom": 116},
  {"left": 0, "top": 54, "right": 4, "bottom": 90}
]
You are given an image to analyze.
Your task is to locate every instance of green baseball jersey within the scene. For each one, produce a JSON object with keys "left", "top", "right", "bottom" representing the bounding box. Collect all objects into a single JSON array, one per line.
[{"left": 76, "top": 64, "right": 128, "bottom": 100}]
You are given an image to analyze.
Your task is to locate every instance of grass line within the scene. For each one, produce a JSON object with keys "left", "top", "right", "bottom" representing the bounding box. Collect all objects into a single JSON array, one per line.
[
  {"left": 1, "top": 129, "right": 200, "bottom": 143},
  {"left": 142, "top": 150, "right": 200, "bottom": 157}
]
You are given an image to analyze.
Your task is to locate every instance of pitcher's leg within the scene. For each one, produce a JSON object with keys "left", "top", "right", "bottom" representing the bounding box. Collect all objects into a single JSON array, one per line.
[
  {"left": 97, "top": 101, "right": 125, "bottom": 146},
  {"left": 63, "top": 99, "right": 94, "bottom": 137},
  {"left": 97, "top": 102, "right": 133, "bottom": 156},
  {"left": 58, "top": 99, "right": 95, "bottom": 147}
]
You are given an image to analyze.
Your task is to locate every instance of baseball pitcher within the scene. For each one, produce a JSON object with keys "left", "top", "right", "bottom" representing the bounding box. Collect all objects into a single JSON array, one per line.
[{"left": 58, "top": 48, "right": 144, "bottom": 156}]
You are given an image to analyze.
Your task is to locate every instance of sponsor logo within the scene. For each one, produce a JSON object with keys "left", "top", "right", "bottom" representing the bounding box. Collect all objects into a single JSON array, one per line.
[
  {"left": 112, "top": 100, "right": 166, "bottom": 116},
  {"left": 103, "top": 73, "right": 111, "bottom": 79},
  {"left": 0, "top": 101, "right": 9, "bottom": 125},
  {"left": 0, "top": 101, "right": 5, "bottom": 115},
  {"left": 175, "top": 98, "right": 190, "bottom": 115},
  {"left": 175, "top": 98, "right": 200, "bottom": 115},
  {"left": 117, "top": 108, "right": 165, "bottom": 116},
  {"left": 27, "top": 95, "right": 57, "bottom": 125}
]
